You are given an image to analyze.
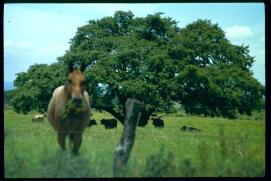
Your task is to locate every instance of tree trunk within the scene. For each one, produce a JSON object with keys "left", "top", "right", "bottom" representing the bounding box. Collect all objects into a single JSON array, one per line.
[
  {"left": 113, "top": 98, "right": 143, "bottom": 177},
  {"left": 137, "top": 108, "right": 152, "bottom": 127}
]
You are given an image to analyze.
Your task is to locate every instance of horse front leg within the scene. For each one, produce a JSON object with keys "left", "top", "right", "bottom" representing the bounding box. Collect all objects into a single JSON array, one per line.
[
  {"left": 57, "top": 131, "right": 67, "bottom": 151},
  {"left": 72, "top": 132, "right": 82, "bottom": 155}
]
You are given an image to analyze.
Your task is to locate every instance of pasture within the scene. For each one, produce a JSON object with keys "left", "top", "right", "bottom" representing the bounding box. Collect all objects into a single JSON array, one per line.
[{"left": 4, "top": 108, "right": 265, "bottom": 177}]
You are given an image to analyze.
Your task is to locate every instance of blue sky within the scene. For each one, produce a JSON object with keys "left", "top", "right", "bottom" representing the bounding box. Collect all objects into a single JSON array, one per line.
[{"left": 4, "top": 3, "right": 265, "bottom": 85}]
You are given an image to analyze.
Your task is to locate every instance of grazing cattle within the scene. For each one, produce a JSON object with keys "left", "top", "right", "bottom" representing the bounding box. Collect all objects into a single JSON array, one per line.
[
  {"left": 101, "top": 118, "right": 117, "bottom": 129},
  {"left": 47, "top": 62, "right": 90, "bottom": 155},
  {"left": 180, "top": 125, "right": 202, "bottom": 132},
  {"left": 88, "top": 119, "right": 97, "bottom": 127},
  {"left": 151, "top": 117, "right": 164, "bottom": 128},
  {"left": 32, "top": 114, "right": 46, "bottom": 123}
]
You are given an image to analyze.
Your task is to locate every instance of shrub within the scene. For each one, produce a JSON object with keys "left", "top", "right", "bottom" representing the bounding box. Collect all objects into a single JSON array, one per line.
[
  {"left": 39, "top": 151, "right": 95, "bottom": 178},
  {"left": 142, "top": 146, "right": 176, "bottom": 177}
]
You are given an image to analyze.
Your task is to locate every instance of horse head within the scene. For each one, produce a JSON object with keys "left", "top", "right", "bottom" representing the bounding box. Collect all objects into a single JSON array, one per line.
[{"left": 65, "top": 62, "right": 86, "bottom": 103}]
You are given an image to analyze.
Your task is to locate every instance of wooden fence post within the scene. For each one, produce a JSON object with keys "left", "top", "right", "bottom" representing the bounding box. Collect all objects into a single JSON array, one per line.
[{"left": 113, "top": 98, "right": 143, "bottom": 177}]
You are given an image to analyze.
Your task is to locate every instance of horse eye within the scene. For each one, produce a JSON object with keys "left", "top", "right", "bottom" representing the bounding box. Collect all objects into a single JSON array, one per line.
[{"left": 68, "top": 80, "right": 72, "bottom": 84}]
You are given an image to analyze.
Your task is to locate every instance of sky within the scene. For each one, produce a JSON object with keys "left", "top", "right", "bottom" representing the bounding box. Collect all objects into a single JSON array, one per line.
[{"left": 4, "top": 3, "right": 265, "bottom": 86}]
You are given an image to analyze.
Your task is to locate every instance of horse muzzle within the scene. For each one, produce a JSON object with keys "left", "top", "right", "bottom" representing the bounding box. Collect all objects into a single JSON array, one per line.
[{"left": 72, "top": 96, "right": 83, "bottom": 104}]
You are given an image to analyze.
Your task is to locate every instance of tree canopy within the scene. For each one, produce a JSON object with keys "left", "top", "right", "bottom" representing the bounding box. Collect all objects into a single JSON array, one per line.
[{"left": 11, "top": 11, "right": 264, "bottom": 122}]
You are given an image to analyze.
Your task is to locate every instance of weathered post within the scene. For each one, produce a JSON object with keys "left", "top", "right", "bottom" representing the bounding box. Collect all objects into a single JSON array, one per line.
[{"left": 113, "top": 98, "right": 143, "bottom": 177}]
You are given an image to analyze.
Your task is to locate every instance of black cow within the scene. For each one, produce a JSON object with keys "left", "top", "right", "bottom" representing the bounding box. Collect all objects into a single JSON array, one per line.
[
  {"left": 180, "top": 125, "right": 202, "bottom": 132},
  {"left": 88, "top": 119, "right": 97, "bottom": 127},
  {"left": 101, "top": 118, "right": 117, "bottom": 129},
  {"left": 151, "top": 117, "right": 164, "bottom": 128}
]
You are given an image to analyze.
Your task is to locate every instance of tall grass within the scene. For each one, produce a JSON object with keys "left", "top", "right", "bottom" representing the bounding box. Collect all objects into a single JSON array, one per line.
[{"left": 4, "top": 109, "right": 265, "bottom": 177}]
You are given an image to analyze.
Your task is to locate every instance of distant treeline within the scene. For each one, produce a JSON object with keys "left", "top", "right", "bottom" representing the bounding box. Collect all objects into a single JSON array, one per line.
[{"left": 4, "top": 89, "right": 17, "bottom": 106}]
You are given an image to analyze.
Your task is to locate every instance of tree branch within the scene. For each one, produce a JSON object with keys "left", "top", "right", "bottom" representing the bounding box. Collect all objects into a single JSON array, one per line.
[{"left": 91, "top": 104, "right": 125, "bottom": 125}]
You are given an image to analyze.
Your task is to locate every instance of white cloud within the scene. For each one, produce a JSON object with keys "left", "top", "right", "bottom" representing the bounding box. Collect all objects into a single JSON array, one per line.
[
  {"left": 225, "top": 25, "right": 253, "bottom": 39},
  {"left": 4, "top": 39, "right": 69, "bottom": 66},
  {"left": 4, "top": 40, "right": 32, "bottom": 50}
]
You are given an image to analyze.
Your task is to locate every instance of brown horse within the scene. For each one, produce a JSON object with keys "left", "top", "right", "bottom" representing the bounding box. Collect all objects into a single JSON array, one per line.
[{"left": 47, "top": 63, "right": 90, "bottom": 155}]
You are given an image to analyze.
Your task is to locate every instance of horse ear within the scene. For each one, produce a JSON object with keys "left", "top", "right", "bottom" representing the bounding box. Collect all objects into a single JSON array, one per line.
[
  {"left": 68, "top": 62, "right": 73, "bottom": 73},
  {"left": 80, "top": 62, "right": 86, "bottom": 72}
]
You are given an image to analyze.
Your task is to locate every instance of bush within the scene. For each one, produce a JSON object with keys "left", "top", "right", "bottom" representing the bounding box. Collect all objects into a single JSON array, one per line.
[
  {"left": 39, "top": 151, "right": 95, "bottom": 178},
  {"left": 237, "top": 111, "right": 265, "bottom": 121},
  {"left": 142, "top": 146, "right": 176, "bottom": 177},
  {"left": 174, "top": 112, "right": 186, "bottom": 117}
]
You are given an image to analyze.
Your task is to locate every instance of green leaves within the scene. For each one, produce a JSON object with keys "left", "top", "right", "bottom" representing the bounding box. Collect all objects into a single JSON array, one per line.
[
  {"left": 12, "top": 63, "right": 66, "bottom": 113},
  {"left": 11, "top": 11, "right": 264, "bottom": 119}
]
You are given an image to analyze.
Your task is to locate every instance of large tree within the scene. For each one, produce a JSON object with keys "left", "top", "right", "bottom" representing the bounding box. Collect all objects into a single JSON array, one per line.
[
  {"left": 12, "top": 11, "right": 264, "bottom": 121},
  {"left": 57, "top": 11, "right": 180, "bottom": 125},
  {"left": 170, "top": 20, "right": 264, "bottom": 118},
  {"left": 12, "top": 63, "right": 66, "bottom": 114}
]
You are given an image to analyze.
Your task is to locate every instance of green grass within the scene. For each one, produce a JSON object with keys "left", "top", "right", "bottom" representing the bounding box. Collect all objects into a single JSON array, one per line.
[{"left": 4, "top": 109, "right": 265, "bottom": 178}]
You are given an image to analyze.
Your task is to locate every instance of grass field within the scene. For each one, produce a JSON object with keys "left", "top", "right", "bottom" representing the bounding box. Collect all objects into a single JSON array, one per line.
[{"left": 4, "top": 108, "right": 265, "bottom": 178}]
